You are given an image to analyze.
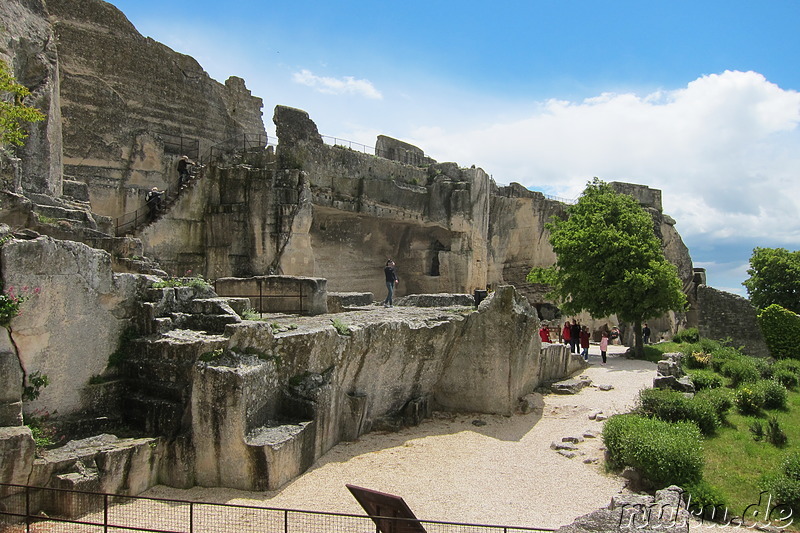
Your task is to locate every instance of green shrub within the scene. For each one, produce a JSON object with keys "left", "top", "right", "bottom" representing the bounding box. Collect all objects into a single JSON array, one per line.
[
  {"left": 734, "top": 385, "right": 766, "bottom": 415},
  {"left": 683, "top": 480, "right": 728, "bottom": 521},
  {"left": 683, "top": 350, "right": 712, "bottom": 370},
  {"left": 602, "top": 414, "right": 704, "bottom": 487},
  {"left": 761, "top": 452, "right": 800, "bottom": 520},
  {"left": 750, "top": 419, "right": 765, "bottom": 441},
  {"left": 784, "top": 451, "right": 800, "bottom": 481},
  {"left": 636, "top": 388, "right": 719, "bottom": 435},
  {"left": 330, "top": 318, "right": 351, "bottom": 336},
  {"left": 709, "top": 346, "right": 745, "bottom": 372},
  {"left": 766, "top": 416, "right": 788, "bottom": 447},
  {"left": 688, "top": 369, "right": 723, "bottom": 390},
  {"left": 774, "top": 358, "right": 800, "bottom": 375},
  {"left": 721, "top": 358, "right": 760, "bottom": 387},
  {"left": 694, "top": 388, "right": 733, "bottom": 422},
  {"left": 673, "top": 327, "right": 700, "bottom": 344},
  {"left": 773, "top": 369, "right": 800, "bottom": 389},
  {"left": 752, "top": 357, "right": 774, "bottom": 379},
  {"left": 754, "top": 379, "right": 788, "bottom": 410},
  {"left": 758, "top": 304, "right": 800, "bottom": 360}
]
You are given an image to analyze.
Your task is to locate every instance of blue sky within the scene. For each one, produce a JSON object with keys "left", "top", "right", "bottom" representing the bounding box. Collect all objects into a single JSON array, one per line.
[{"left": 108, "top": 0, "right": 800, "bottom": 296}]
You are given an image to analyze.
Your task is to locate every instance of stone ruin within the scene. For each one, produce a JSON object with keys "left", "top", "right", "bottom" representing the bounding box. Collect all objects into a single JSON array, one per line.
[{"left": 0, "top": 0, "right": 773, "bottom": 525}]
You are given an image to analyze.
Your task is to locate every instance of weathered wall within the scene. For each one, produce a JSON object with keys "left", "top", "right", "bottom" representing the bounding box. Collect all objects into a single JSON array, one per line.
[
  {"left": 0, "top": 0, "right": 63, "bottom": 196},
  {"left": 0, "top": 236, "right": 146, "bottom": 417},
  {"left": 696, "top": 285, "right": 771, "bottom": 358},
  {"left": 45, "top": 0, "right": 265, "bottom": 219}
]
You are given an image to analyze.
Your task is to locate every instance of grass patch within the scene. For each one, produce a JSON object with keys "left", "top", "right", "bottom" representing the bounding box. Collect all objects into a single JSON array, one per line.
[{"left": 630, "top": 338, "right": 800, "bottom": 523}]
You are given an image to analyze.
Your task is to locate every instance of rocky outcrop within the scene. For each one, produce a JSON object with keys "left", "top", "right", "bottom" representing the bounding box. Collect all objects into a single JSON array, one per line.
[{"left": 555, "top": 486, "right": 691, "bottom": 532}]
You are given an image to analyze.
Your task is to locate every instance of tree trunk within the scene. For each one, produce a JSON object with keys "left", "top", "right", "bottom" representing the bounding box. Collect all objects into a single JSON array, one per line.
[{"left": 633, "top": 320, "right": 644, "bottom": 358}]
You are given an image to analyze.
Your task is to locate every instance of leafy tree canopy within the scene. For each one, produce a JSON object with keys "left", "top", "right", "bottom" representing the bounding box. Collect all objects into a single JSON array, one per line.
[
  {"left": 528, "top": 178, "right": 686, "bottom": 354},
  {"left": 0, "top": 59, "right": 45, "bottom": 148},
  {"left": 743, "top": 247, "right": 800, "bottom": 314}
]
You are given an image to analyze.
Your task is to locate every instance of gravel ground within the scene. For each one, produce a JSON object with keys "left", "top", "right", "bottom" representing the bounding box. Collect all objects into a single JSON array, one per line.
[{"left": 143, "top": 344, "right": 682, "bottom": 530}]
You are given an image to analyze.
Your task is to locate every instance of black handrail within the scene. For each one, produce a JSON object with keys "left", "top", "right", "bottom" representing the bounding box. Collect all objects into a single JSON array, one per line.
[{"left": 0, "top": 483, "right": 556, "bottom": 533}]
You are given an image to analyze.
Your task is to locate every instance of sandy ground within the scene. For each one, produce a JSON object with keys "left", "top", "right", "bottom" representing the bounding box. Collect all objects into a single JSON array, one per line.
[{"left": 143, "top": 344, "right": 677, "bottom": 530}]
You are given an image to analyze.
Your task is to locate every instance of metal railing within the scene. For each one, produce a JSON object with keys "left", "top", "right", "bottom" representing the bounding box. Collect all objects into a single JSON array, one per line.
[
  {"left": 321, "top": 135, "right": 433, "bottom": 163},
  {"left": 0, "top": 483, "right": 555, "bottom": 533}
]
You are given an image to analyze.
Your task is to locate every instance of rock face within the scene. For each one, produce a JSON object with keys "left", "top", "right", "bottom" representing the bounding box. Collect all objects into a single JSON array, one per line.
[
  {"left": 0, "top": 0, "right": 63, "bottom": 196},
  {"left": 45, "top": 0, "right": 265, "bottom": 217},
  {"left": 1, "top": 236, "right": 145, "bottom": 416},
  {"left": 0, "top": 233, "right": 587, "bottom": 495}
]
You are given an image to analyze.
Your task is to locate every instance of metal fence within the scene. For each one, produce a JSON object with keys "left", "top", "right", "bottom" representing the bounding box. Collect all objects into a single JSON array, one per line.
[{"left": 0, "top": 484, "right": 554, "bottom": 533}]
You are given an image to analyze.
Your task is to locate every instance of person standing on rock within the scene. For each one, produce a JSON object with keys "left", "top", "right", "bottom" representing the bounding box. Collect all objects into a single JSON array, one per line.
[{"left": 383, "top": 259, "right": 398, "bottom": 307}]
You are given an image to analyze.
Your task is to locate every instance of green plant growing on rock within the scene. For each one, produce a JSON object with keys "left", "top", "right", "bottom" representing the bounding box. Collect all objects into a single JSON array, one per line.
[
  {"left": 152, "top": 270, "right": 211, "bottom": 290},
  {"left": 199, "top": 348, "right": 224, "bottom": 362},
  {"left": 330, "top": 318, "right": 351, "bottom": 336},
  {"left": 22, "top": 370, "right": 49, "bottom": 401},
  {"left": 0, "top": 58, "right": 46, "bottom": 148}
]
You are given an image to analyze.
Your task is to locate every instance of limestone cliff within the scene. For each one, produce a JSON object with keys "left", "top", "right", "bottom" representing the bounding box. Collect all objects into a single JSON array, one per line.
[{"left": 46, "top": 0, "right": 265, "bottom": 217}]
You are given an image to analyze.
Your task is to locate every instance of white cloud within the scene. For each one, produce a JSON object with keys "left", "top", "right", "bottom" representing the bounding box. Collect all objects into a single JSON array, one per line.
[
  {"left": 292, "top": 69, "right": 383, "bottom": 100},
  {"left": 409, "top": 70, "right": 800, "bottom": 247}
]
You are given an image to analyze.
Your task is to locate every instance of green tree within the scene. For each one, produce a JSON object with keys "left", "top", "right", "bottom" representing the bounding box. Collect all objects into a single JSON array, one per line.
[
  {"left": 528, "top": 178, "right": 686, "bottom": 357},
  {"left": 0, "top": 59, "right": 45, "bottom": 147},
  {"left": 743, "top": 247, "right": 800, "bottom": 314}
]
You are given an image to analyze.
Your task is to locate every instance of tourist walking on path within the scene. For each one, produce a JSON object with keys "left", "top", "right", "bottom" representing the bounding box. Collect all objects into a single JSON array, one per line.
[
  {"left": 383, "top": 259, "right": 398, "bottom": 307},
  {"left": 642, "top": 323, "right": 651, "bottom": 345},
  {"left": 178, "top": 155, "right": 196, "bottom": 187},
  {"left": 599, "top": 331, "right": 609, "bottom": 364},
  {"left": 570, "top": 321, "right": 581, "bottom": 354},
  {"left": 580, "top": 326, "right": 590, "bottom": 360},
  {"left": 561, "top": 322, "right": 571, "bottom": 346}
]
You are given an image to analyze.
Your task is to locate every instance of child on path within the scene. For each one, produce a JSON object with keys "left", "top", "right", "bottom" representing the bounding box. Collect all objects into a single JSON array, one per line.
[{"left": 600, "top": 331, "right": 609, "bottom": 364}]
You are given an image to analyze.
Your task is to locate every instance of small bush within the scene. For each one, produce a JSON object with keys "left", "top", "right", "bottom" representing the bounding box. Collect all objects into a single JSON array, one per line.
[
  {"left": 766, "top": 417, "right": 788, "bottom": 447},
  {"left": 683, "top": 480, "right": 729, "bottom": 521},
  {"left": 694, "top": 388, "right": 733, "bottom": 422},
  {"left": 602, "top": 414, "right": 704, "bottom": 487},
  {"left": 688, "top": 369, "right": 723, "bottom": 390},
  {"left": 636, "top": 388, "right": 719, "bottom": 435},
  {"left": 330, "top": 318, "right": 351, "bottom": 336},
  {"left": 734, "top": 385, "right": 766, "bottom": 415},
  {"left": 753, "top": 357, "right": 774, "bottom": 379},
  {"left": 750, "top": 419, "right": 765, "bottom": 441},
  {"left": 721, "top": 358, "right": 760, "bottom": 387},
  {"left": 754, "top": 379, "right": 788, "bottom": 410},
  {"left": 773, "top": 368, "right": 800, "bottom": 389},
  {"left": 758, "top": 304, "right": 800, "bottom": 360},
  {"left": 774, "top": 358, "right": 800, "bottom": 376},
  {"left": 673, "top": 327, "right": 700, "bottom": 344},
  {"left": 683, "top": 351, "right": 712, "bottom": 370},
  {"left": 709, "top": 346, "right": 745, "bottom": 372}
]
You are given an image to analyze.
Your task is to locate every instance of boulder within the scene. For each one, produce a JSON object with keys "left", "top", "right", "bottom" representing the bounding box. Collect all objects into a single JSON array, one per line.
[{"left": 551, "top": 377, "right": 592, "bottom": 394}]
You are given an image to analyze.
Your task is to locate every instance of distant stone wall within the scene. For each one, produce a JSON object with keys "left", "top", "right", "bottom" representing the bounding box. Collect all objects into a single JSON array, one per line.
[{"left": 697, "top": 285, "right": 770, "bottom": 358}]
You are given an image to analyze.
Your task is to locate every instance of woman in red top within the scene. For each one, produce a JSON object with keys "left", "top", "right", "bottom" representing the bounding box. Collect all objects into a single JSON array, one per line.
[
  {"left": 539, "top": 326, "right": 551, "bottom": 343},
  {"left": 561, "top": 322, "right": 571, "bottom": 346}
]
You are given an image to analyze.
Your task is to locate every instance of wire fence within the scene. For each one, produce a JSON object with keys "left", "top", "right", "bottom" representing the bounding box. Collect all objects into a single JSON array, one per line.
[{"left": 0, "top": 484, "right": 555, "bottom": 533}]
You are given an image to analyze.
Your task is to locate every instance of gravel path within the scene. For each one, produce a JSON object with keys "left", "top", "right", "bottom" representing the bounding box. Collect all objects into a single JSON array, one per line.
[{"left": 144, "top": 344, "right": 673, "bottom": 530}]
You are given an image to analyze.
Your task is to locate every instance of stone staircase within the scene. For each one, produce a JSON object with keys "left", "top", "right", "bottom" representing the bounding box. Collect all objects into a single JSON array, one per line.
[{"left": 120, "top": 285, "right": 251, "bottom": 438}]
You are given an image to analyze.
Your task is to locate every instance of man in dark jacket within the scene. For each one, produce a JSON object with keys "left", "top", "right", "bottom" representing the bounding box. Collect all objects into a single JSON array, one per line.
[{"left": 383, "top": 259, "right": 398, "bottom": 307}]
